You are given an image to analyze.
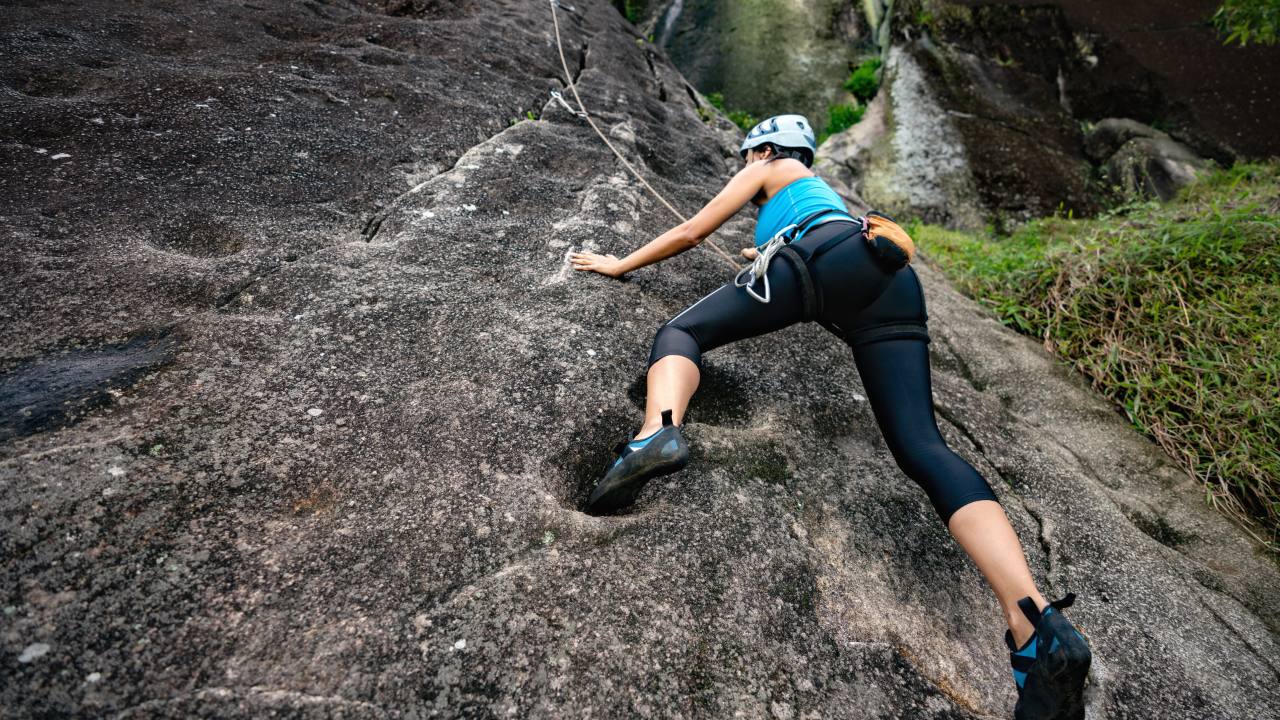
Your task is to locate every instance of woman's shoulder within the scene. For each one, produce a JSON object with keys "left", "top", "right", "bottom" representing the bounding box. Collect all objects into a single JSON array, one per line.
[{"left": 762, "top": 162, "right": 818, "bottom": 197}]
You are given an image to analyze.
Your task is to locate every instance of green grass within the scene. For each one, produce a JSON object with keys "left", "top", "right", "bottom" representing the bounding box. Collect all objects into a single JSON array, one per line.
[{"left": 918, "top": 163, "right": 1280, "bottom": 551}]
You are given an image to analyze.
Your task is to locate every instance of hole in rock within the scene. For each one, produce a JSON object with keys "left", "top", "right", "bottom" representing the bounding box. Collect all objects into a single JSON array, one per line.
[
  {"left": 545, "top": 409, "right": 643, "bottom": 514},
  {"left": 0, "top": 333, "right": 182, "bottom": 442}
]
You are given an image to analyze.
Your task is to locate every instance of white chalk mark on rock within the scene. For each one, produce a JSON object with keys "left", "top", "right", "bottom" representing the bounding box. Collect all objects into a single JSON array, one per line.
[
  {"left": 308, "top": 408, "right": 323, "bottom": 416},
  {"left": 86, "top": 672, "right": 101, "bottom": 683},
  {"left": 453, "top": 639, "right": 466, "bottom": 649}
]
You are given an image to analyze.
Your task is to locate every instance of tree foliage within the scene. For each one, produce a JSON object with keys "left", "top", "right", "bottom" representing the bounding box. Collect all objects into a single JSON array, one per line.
[{"left": 1213, "top": 0, "right": 1279, "bottom": 46}]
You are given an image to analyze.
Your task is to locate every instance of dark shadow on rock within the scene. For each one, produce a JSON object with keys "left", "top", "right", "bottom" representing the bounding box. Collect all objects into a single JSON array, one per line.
[
  {"left": 629, "top": 363, "right": 753, "bottom": 428},
  {"left": 152, "top": 216, "right": 246, "bottom": 258},
  {"left": 0, "top": 332, "right": 181, "bottom": 442},
  {"left": 1121, "top": 503, "right": 1198, "bottom": 550},
  {"left": 545, "top": 410, "right": 637, "bottom": 513}
]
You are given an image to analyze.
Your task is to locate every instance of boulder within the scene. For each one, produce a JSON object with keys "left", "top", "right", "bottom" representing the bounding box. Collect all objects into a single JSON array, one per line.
[
  {"left": 815, "top": 4, "right": 1104, "bottom": 230},
  {"left": 1, "top": 1, "right": 1277, "bottom": 718},
  {"left": 1083, "top": 118, "right": 1168, "bottom": 163},
  {"left": 1106, "top": 136, "right": 1210, "bottom": 202},
  {"left": 812, "top": 88, "right": 887, "bottom": 213},
  {"left": 850, "top": 46, "right": 986, "bottom": 229}
]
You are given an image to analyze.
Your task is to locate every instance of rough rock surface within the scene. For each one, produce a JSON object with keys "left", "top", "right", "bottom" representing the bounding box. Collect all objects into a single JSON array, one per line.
[
  {"left": 2, "top": 1, "right": 1279, "bottom": 719},
  {"left": 1083, "top": 118, "right": 1169, "bottom": 164},
  {"left": 813, "top": 89, "right": 886, "bottom": 188},
  {"left": 952, "top": 0, "right": 1280, "bottom": 161},
  {"left": 647, "top": 0, "right": 861, "bottom": 134},
  {"left": 1105, "top": 136, "right": 1211, "bottom": 203},
  {"left": 842, "top": 46, "right": 987, "bottom": 229}
]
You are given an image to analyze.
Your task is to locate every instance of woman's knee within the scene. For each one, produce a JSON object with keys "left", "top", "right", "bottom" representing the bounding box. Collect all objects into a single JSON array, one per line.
[
  {"left": 648, "top": 322, "right": 702, "bottom": 369},
  {"left": 886, "top": 436, "right": 998, "bottom": 520}
]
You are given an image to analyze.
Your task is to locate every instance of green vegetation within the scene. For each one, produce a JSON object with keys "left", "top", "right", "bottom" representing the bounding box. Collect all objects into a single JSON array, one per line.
[
  {"left": 843, "top": 58, "right": 882, "bottom": 103},
  {"left": 918, "top": 163, "right": 1280, "bottom": 550},
  {"left": 622, "top": 0, "right": 648, "bottom": 26},
  {"left": 818, "top": 103, "right": 865, "bottom": 144},
  {"left": 1212, "top": 0, "right": 1279, "bottom": 45},
  {"left": 706, "top": 92, "right": 759, "bottom": 133}
]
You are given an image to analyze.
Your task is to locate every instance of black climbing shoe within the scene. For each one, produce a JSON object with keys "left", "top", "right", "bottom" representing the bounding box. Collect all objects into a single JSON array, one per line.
[
  {"left": 587, "top": 409, "right": 690, "bottom": 515},
  {"left": 1007, "top": 594, "right": 1092, "bottom": 720}
]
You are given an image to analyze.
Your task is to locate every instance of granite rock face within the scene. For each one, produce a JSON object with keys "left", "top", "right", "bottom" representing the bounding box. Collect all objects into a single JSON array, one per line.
[
  {"left": 645, "top": 0, "right": 861, "bottom": 135},
  {"left": 2, "top": 1, "right": 1279, "bottom": 719}
]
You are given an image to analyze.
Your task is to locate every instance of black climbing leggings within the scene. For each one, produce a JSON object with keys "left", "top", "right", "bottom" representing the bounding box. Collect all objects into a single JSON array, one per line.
[{"left": 649, "top": 221, "right": 998, "bottom": 524}]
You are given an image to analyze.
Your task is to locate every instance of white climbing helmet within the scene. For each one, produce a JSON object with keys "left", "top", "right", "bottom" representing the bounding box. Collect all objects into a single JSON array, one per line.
[{"left": 739, "top": 114, "right": 816, "bottom": 167}]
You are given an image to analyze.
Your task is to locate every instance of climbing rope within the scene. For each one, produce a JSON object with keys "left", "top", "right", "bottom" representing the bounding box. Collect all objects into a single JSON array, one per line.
[{"left": 548, "top": 0, "right": 741, "bottom": 272}]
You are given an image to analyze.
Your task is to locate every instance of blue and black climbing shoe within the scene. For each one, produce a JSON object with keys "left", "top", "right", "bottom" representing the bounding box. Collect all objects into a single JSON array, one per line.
[
  {"left": 1007, "top": 593, "right": 1092, "bottom": 720},
  {"left": 587, "top": 409, "right": 690, "bottom": 515}
]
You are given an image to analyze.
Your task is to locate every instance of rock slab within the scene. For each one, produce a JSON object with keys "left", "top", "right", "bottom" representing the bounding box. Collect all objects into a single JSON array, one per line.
[{"left": 2, "top": 1, "right": 1278, "bottom": 718}]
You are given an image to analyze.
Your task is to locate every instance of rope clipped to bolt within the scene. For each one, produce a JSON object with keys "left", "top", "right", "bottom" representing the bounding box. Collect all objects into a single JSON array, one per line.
[{"left": 548, "top": 0, "right": 741, "bottom": 272}]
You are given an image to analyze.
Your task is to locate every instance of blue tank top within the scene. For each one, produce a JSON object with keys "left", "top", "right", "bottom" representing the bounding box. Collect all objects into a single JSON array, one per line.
[{"left": 754, "top": 176, "right": 851, "bottom": 246}]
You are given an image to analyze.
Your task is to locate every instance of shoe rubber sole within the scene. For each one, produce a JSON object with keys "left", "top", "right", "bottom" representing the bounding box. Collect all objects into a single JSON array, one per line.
[
  {"left": 1015, "top": 611, "right": 1092, "bottom": 720},
  {"left": 586, "top": 425, "right": 689, "bottom": 515}
]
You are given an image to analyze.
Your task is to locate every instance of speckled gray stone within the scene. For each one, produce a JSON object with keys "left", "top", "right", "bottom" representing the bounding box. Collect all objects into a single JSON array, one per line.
[{"left": 1, "top": 1, "right": 1277, "bottom": 719}]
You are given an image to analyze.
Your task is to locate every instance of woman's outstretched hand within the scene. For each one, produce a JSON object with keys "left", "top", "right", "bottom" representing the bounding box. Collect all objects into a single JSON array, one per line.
[
  {"left": 571, "top": 251, "right": 625, "bottom": 278},
  {"left": 740, "top": 247, "right": 759, "bottom": 260}
]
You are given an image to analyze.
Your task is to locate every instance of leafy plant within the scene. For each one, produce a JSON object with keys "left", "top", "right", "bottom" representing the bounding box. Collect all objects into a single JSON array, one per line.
[
  {"left": 920, "top": 162, "right": 1280, "bottom": 551},
  {"left": 702, "top": 92, "right": 757, "bottom": 132},
  {"left": 1212, "top": 0, "right": 1279, "bottom": 45},
  {"left": 844, "top": 58, "right": 883, "bottom": 103},
  {"left": 623, "top": 0, "right": 647, "bottom": 26},
  {"left": 818, "top": 103, "right": 865, "bottom": 144},
  {"left": 726, "top": 110, "right": 758, "bottom": 132}
]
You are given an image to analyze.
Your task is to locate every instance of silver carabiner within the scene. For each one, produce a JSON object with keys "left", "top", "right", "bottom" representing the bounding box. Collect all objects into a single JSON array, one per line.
[
  {"left": 550, "top": 90, "right": 588, "bottom": 117},
  {"left": 735, "top": 224, "right": 796, "bottom": 303}
]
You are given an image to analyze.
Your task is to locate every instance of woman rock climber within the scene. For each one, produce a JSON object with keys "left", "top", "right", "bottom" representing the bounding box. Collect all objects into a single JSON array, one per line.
[{"left": 570, "top": 115, "right": 1092, "bottom": 720}]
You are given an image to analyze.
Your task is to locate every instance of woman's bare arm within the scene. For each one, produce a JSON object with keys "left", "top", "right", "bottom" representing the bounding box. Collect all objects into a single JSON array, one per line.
[{"left": 570, "top": 158, "right": 806, "bottom": 277}]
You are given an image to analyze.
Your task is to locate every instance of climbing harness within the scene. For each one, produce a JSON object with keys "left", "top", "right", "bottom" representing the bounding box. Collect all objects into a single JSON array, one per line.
[
  {"left": 734, "top": 207, "right": 918, "bottom": 323},
  {"left": 735, "top": 209, "right": 860, "bottom": 315},
  {"left": 548, "top": 0, "right": 741, "bottom": 272}
]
